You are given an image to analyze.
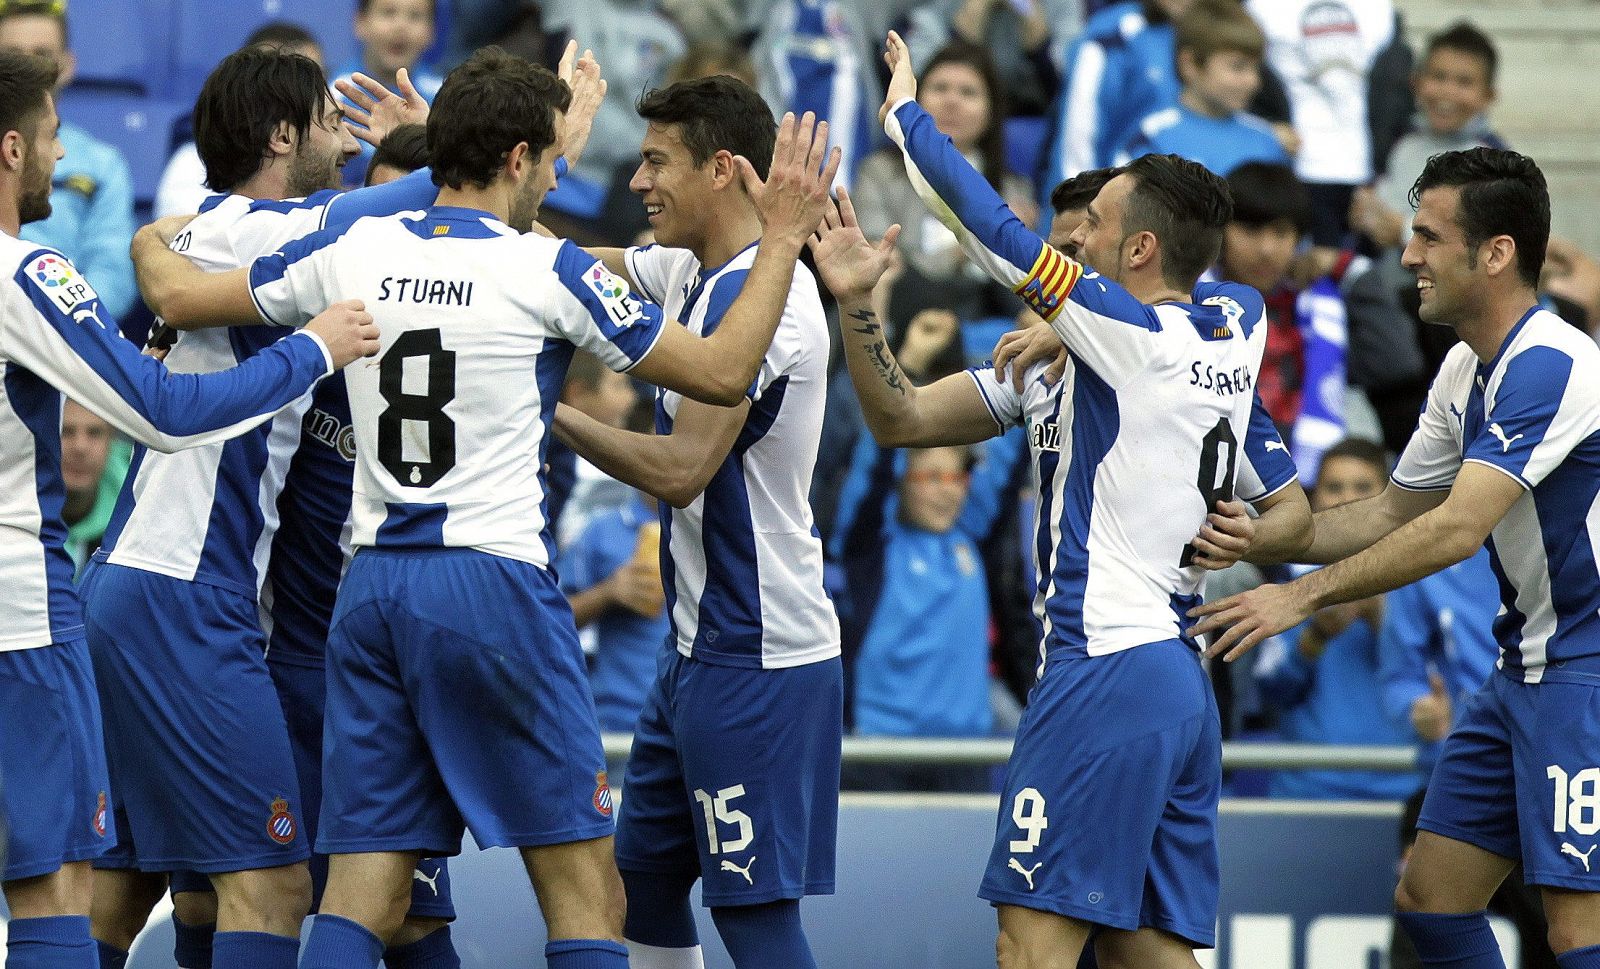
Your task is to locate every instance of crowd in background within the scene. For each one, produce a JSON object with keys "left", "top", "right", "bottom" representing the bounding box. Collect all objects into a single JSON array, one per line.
[{"left": 12, "top": 0, "right": 1600, "bottom": 806}]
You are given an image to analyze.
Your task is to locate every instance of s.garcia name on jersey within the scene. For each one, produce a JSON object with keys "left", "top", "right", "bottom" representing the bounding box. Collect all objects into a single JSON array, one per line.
[{"left": 1189, "top": 361, "right": 1255, "bottom": 397}]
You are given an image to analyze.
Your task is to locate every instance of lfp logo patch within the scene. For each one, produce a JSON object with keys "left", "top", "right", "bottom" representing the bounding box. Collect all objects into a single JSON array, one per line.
[
  {"left": 585, "top": 264, "right": 643, "bottom": 329},
  {"left": 28, "top": 252, "right": 100, "bottom": 317},
  {"left": 267, "top": 797, "right": 298, "bottom": 844},
  {"left": 593, "top": 771, "right": 613, "bottom": 818}
]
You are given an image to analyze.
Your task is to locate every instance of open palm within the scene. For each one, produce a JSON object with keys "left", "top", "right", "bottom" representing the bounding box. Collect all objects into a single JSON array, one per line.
[{"left": 808, "top": 186, "right": 901, "bottom": 298}]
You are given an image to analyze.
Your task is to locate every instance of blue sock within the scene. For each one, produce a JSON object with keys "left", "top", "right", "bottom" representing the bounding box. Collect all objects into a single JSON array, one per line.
[
  {"left": 621, "top": 869, "right": 700, "bottom": 948},
  {"left": 711, "top": 902, "right": 817, "bottom": 969},
  {"left": 173, "top": 919, "right": 216, "bottom": 969},
  {"left": 1395, "top": 911, "right": 1506, "bottom": 968},
  {"left": 383, "top": 925, "right": 461, "bottom": 969},
  {"left": 1559, "top": 944, "right": 1600, "bottom": 968},
  {"left": 544, "top": 938, "right": 628, "bottom": 969},
  {"left": 6, "top": 916, "right": 96, "bottom": 969},
  {"left": 97, "top": 940, "right": 130, "bottom": 969},
  {"left": 213, "top": 931, "right": 299, "bottom": 969},
  {"left": 300, "top": 915, "right": 384, "bottom": 969}
]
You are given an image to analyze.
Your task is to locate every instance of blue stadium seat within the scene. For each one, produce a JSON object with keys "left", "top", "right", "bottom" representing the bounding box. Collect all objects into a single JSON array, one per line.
[
  {"left": 56, "top": 88, "right": 189, "bottom": 205},
  {"left": 169, "top": 0, "right": 360, "bottom": 103},
  {"left": 1003, "top": 116, "right": 1049, "bottom": 182},
  {"left": 65, "top": 0, "right": 170, "bottom": 92}
]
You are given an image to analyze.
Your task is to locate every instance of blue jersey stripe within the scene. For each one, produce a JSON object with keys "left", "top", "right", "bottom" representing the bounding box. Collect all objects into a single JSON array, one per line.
[
  {"left": 1045, "top": 356, "right": 1120, "bottom": 654},
  {"left": 4, "top": 363, "right": 80, "bottom": 640},
  {"left": 534, "top": 340, "right": 574, "bottom": 568},
  {"left": 375, "top": 502, "right": 448, "bottom": 547}
]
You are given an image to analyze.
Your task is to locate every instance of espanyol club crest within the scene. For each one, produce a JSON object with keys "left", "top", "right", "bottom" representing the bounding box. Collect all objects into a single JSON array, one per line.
[
  {"left": 593, "top": 771, "right": 613, "bottom": 818},
  {"left": 93, "top": 791, "right": 107, "bottom": 837},
  {"left": 267, "top": 797, "right": 298, "bottom": 844}
]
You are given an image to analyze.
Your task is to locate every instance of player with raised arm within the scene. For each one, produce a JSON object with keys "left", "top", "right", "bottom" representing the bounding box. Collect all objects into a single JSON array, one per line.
[
  {"left": 1192, "top": 149, "right": 1600, "bottom": 967},
  {"left": 807, "top": 32, "right": 1312, "bottom": 969},
  {"left": 0, "top": 49, "right": 377, "bottom": 969},
  {"left": 546, "top": 75, "right": 844, "bottom": 969},
  {"left": 132, "top": 47, "right": 838, "bottom": 969}
]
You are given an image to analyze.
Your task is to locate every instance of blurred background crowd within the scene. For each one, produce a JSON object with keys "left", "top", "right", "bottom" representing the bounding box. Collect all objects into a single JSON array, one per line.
[{"left": 12, "top": 0, "right": 1600, "bottom": 822}]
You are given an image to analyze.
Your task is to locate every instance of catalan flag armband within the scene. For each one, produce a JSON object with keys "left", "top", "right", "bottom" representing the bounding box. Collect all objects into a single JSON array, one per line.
[{"left": 1013, "top": 245, "right": 1082, "bottom": 323}]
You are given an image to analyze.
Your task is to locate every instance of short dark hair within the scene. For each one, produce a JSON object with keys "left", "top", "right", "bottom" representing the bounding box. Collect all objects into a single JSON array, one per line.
[
  {"left": 0, "top": 0, "right": 68, "bottom": 47},
  {"left": 1050, "top": 167, "right": 1117, "bottom": 216},
  {"left": 366, "top": 122, "right": 428, "bottom": 184},
  {"left": 1425, "top": 21, "right": 1497, "bottom": 86},
  {"left": 1120, "top": 153, "right": 1234, "bottom": 290},
  {"left": 193, "top": 45, "right": 329, "bottom": 193},
  {"left": 1410, "top": 147, "right": 1549, "bottom": 288},
  {"left": 1318, "top": 438, "right": 1389, "bottom": 481},
  {"left": 245, "top": 21, "right": 319, "bottom": 53},
  {"left": 636, "top": 74, "right": 775, "bottom": 179},
  {"left": 0, "top": 47, "right": 57, "bottom": 143},
  {"left": 1225, "top": 162, "right": 1311, "bottom": 234},
  {"left": 358, "top": 0, "right": 435, "bottom": 16},
  {"left": 428, "top": 46, "right": 570, "bottom": 190}
]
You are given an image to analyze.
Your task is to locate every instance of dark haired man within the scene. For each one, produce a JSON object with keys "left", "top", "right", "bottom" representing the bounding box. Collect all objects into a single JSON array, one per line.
[
  {"left": 82, "top": 43, "right": 452, "bottom": 969},
  {"left": 133, "top": 46, "right": 840, "bottom": 969},
  {"left": 1196, "top": 149, "right": 1600, "bottom": 968},
  {"left": 0, "top": 47, "right": 379, "bottom": 969},
  {"left": 1047, "top": 166, "right": 1117, "bottom": 250},
  {"left": 809, "top": 33, "right": 1310, "bottom": 968},
  {"left": 551, "top": 71, "right": 844, "bottom": 969}
]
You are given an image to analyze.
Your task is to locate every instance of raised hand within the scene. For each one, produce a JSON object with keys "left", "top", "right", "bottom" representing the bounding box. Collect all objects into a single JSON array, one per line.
[
  {"left": 807, "top": 186, "right": 901, "bottom": 299},
  {"left": 557, "top": 40, "right": 607, "bottom": 168},
  {"left": 337, "top": 68, "right": 430, "bottom": 149},
  {"left": 734, "top": 111, "right": 842, "bottom": 250},
  {"left": 303, "top": 300, "right": 381, "bottom": 369},
  {"left": 879, "top": 30, "right": 918, "bottom": 126}
]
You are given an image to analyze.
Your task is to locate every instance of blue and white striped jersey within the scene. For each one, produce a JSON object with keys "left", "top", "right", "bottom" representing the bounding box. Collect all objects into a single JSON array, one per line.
[
  {"left": 0, "top": 231, "right": 333, "bottom": 652},
  {"left": 99, "top": 192, "right": 343, "bottom": 597},
  {"left": 1391, "top": 308, "right": 1600, "bottom": 684},
  {"left": 251, "top": 207, "right": 665, "bottom": 569},
  {"left": 886, "top": 97, "right": 1296, "bottom": 666},
  {"left": 625, "top": 243, "right": 839, "bottom": 670}
]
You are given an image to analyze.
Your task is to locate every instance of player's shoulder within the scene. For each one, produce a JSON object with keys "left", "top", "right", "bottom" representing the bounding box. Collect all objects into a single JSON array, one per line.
[
  {"left": 1499, "top": 308, "right": 1600, "bottom": 395},
  {"left": 1190, "top": 279, "right": 1266, "bottom": 334},
  {"left": 0, "top": 231, "right": 52, "bottom": 272},
  {"left": 1510, "top": 307, "right": 1598, "bottom": 360}
]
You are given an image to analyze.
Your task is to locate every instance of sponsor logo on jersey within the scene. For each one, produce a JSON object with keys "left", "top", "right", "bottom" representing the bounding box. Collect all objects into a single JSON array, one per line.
[
  {"left": 304, "top": 407, "right": 357, "bottom": 462},
  {"left": 413, "top": 864, "right": 442, "bottom": 895},
  {"left": 720, "top": 856, "right": 755, "bottom": 885},
  {"left": 593, "top": 771, "right": 613, "bottom": 817},
  {"left": 267, "top": 797, "right": 297, "bottom": 844},
  {"left": 1030, "top": 420, "right": 1062, "bottom": 453},
  {"left": 1007, "top": 858, "right": 1042, "bottom": 890},
  {"left": 93, "top": 791, "right": 107, "bottom": 838},
  {"left": 1014, "top": 247, "right": 1082, "bottom": 322},
  {"left": 28, "top": 252, "right": 100, "bottom": 316},
  {"left": 1561, "top": 842, "right": 1596, "bottom": 872},
  {"left": 587, "top": 264, "right": 644, "bottom": 328}
]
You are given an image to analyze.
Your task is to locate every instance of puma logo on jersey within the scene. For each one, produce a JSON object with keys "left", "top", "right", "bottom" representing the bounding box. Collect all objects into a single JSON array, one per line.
[
  {"left": 1488, "top": 423, "right": 1524, "bottom": 453},
  {"left": 1030, "top": 421, "right": 1061, "bottom": 453},
  {"left": 1265, "top": 440, "right": 1288, "bottom": 453},
  {"left": 1562, "top": 842, "right": 1596, "bottom": 872},
  {"left": 720, "top": 856, "right": 756, "bottom": 885},
  {"left": 413, "top": 866, "right": 440, "bottom": 895},
  {"left": 1008, "top": 858, "right": 1042, "bottom": 890},
  {"left": 1449, "top": 402, "right": 1464, "bottom": 424}
]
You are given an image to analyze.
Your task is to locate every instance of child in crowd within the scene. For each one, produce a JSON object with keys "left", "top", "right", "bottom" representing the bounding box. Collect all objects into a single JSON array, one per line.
[
  {"left": 1121, "top": 0, "right": 1286, "bottom": 175},
  {"left": 334, "top": 0, "right": 442, "bottom": 187}
]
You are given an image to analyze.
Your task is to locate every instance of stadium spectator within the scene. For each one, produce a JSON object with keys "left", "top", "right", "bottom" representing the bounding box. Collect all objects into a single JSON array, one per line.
[
  {"left": 1121, "top": 0, "right": 1286, "bottom": 176},
  {"left": 560, "top": 486, "right": 668, "bottom": 735},
  {"left": 1543, "top": 236, "right": 1600, "bottom": 336},
  {"left": 333, "top": 0, "right": 444, "bottom": 187},
  {"left": 1042, "top": 0, "right": 1193, "bottom": 191},
  {"left": 363, "top": 121, "right": 428, "bottom": 186},
  {"left": 854, "top": 41, "right": 1033, "bottom": 325},
  {"left": 59, "top": 399, "right": 129, "bottom": 571},
  {"left": 1247, "top": 0, "right": 1401, "bottom": 246},
  {"left": 1, "top": 0, "right": 137, "bottom": 318},
  {"left": 666, "top": 39, "right": 757, "bottom": 88},
  {"left": 834, "top": 440, "right": 1002, "bottom": 792},
  {"left": 553, "top": 351, "right": 645, "bottom": 548},
  {"left": 1251, "top": 439, "right": 1424, "bottom": 801},
  {"left": 154, "top": 22, "right": 325, "bottom": 218},
  {"left": 1218, "top": 161, "right": 1418, "bottom": 477},
  {"left": 902, "top": 0, "right": 1079, "bottom": 118},
  {"left": 1377, "top": 547, "right": 1498, "bottom": 750}
]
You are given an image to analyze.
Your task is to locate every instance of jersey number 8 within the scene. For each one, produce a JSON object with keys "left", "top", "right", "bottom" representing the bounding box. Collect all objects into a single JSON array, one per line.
[{"left": 377, "top": 328, "right": 457, "bottom": 487}]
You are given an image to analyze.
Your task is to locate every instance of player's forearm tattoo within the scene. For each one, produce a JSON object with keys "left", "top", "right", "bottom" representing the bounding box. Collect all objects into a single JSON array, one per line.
[{"left": 846, "top": 308, "right": 907, "bottom": 396}]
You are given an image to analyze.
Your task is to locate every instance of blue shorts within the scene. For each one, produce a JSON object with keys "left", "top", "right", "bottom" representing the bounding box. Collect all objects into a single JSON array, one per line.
[
  {"left": 615, "top": 651, "right": 843, "bottom": 907},
  {"left": 319, "top": 549, "right": 614, "bottom": 856},
  {"left": 0, "top": 640, "right": 114, "bottom": 880},
  {"left": 980, "top": 639, "right": 1220, "bottom": 948},
  {"left": 1419, "top": 671, "right": 1600, "bottom": 890},
  {"left": 80, "top": 561, "right": 308, "bottom": 873}
]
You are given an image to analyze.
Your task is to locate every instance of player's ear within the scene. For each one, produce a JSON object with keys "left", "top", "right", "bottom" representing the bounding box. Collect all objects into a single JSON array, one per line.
[
  {"left": 1127, "top": 229, "right": 1159, "bottom": 273},
  {"left": 1, "top": 129, "right": 23, "bottom": 173},
  {"left": 504, "top": 141, "right": 531, "bottom": 181},
  {"left": 266, "top": 120, "right": 295, "bottom": 160},
  {"left": 1480, "top": 234, "right": 1517, "bottom": 279},
  {"left": 710, "top": 149, "right": 737, "bottom": 190}
]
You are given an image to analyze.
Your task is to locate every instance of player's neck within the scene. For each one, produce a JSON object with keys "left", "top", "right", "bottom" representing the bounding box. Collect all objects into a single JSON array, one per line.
[
  {"left": 694, "top": 204, "right": 763, "bottom": 269},
  {"left": 1119, "top": 267, "right": 1190, "bottom": 306},
  {"left": 233, "top": 165, "right": 292, "bottom": 203},
  {"left": 435, "top": 184, "right": 509, "bottom": 223},
  {"left": 0, "top": 179, "right": 21, "bottom": 237},
  {"left": 1457, "top": 287, "right": 1540, "bottom": 363}
]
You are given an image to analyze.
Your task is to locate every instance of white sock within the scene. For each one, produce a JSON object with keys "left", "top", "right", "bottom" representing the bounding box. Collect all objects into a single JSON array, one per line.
[{"left": 625, "top": 940, "right": 706, "bottom": 969}]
